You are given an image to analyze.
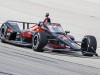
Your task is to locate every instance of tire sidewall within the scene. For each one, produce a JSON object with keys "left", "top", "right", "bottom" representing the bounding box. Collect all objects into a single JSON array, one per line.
[
  {"left": 32, "top": 32, "right": 47, "bottom": 52},
  {"left": 81, "top": 35, "right": 97, "bottom": 56}
]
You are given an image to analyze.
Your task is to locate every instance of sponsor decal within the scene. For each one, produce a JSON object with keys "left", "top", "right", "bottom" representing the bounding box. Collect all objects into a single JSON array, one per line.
[{"left": 58, "top": 35, "right": 68, "bottom": 40}]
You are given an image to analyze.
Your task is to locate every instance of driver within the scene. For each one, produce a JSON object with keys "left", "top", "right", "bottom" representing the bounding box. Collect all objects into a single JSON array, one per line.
[
  {"left": 43, "top": 13, "right": 51, "bottom": 25},
  {"left": 38, "top": 13, "right": 51, "bottom": 29}
]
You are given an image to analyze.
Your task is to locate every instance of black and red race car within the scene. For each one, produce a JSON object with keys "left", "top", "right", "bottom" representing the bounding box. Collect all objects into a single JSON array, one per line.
[{"left": 0, "top": 13, "right": 98, "bottom": 56}]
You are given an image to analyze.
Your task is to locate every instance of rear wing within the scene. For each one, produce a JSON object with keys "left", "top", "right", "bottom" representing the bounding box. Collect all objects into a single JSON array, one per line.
[{"left": 6, "top": 20, "right": 38, "bottom": 29}]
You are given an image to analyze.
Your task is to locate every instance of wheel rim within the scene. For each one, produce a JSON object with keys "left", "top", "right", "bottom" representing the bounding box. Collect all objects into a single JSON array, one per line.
[
  {"left": 33, "top": 35, "right": 39, "bottom": 49},
  {"left": 34, "top": 36, "right": 38, "bottom": 46}
]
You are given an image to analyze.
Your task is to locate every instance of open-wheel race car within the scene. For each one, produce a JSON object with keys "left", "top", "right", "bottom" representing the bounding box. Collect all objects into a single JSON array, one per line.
[{"left": 0, "top": 13, "right": 98, "bottom": 56}]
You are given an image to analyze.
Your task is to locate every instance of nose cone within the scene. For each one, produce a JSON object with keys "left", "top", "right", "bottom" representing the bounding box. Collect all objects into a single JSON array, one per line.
[
  {"left": 58, "top": 35, "right": 80, "bottom": 49},
  {"left": 70, "top": 42, "right": 80, "bottom": 49}
]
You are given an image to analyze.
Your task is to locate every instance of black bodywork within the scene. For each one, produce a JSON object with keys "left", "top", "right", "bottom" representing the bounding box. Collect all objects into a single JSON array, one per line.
[
  {"left": 0, "top": 20, "right": 80, "bottom": 50},
  {"left": 0, "top": 14, "right": 98, "bottom": 56}
]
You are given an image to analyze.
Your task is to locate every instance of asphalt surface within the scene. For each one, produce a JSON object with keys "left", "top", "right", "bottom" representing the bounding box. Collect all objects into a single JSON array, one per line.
[
  {"left": 0, "top": 42, "right": 100, "bottom": 75},
  {"left": 0, "top": 0, "right": 100, "bottom": 75}
]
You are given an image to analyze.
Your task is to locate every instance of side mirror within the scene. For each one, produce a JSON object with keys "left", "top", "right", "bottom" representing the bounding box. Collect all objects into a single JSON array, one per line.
[{"left": 65, "top": 31, "right": 70, "bottom": 34}]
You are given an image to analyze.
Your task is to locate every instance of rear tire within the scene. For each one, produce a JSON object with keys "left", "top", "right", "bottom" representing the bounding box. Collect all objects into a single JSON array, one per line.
[
  {"left": 0, "top": 28, "right": 1, "bottom": 39},
  {"left": 32, "top": 32, "right": 48, "bottom": 52},
  {"left": 1, "top": 38, "right": 5, "bottom": 43},
  {"left": 0, "top": 28, "right": 5, "bottom": 43},
  {"left": 81, "top": 35, "right": 97, "bottom": 56}
]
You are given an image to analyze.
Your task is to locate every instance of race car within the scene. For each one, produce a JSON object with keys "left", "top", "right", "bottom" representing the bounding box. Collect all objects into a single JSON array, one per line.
[{"left": 0, "top": 13, "right": 98, "bottom": 56}]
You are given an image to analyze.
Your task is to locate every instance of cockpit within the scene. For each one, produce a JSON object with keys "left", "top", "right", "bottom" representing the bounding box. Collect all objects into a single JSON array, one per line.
[{"left": 47, "top": 24, "right": 64, "bottom": 33}]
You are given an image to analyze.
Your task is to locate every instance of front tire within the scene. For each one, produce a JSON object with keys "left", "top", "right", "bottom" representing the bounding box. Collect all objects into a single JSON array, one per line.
[
  {"left": 32, "top": 32, "right": 48, "bottom": 52},
  {"left": 81, "top": 35, "right": 97, "bottom": 56}
]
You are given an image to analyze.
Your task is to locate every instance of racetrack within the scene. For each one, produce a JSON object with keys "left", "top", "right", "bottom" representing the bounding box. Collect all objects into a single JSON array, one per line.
[
  {"left": 0, "top": 0, "right": 100, "bottom": 75},
  {"left": 0, "top": 41, "right": 100, "bottom": 75}
]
